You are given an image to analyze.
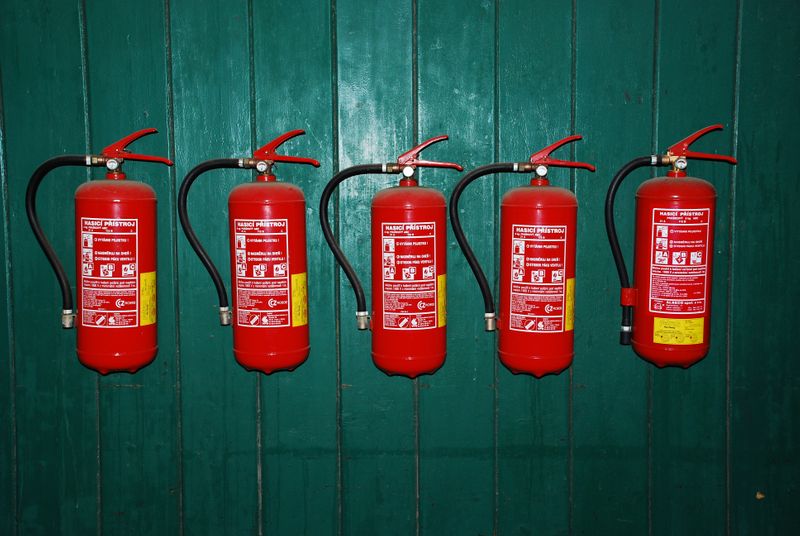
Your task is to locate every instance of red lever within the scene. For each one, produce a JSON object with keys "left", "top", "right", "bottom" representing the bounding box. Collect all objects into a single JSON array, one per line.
[
  {"left": 101, "top": 128, "right": 173, "bottom": 166},
  {"left": 252, "top": 129, "right": 320, "bottom": 167},
  {"left": 528, "top": 134, "right": 596, "bottom": 172},
  {"left": 396, "top": 135, "right": 463, "bottom": 171},
  {"left": 666, "top": 124, "right": 737, "bottom": 165}
]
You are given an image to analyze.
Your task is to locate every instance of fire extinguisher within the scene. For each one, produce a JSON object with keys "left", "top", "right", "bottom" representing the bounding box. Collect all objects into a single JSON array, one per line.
[
  {"left": 450, "top": 135, "right": 595, "bottom": 377},
  {"left": 26, "top": 128, "right": 173, "bottom": 374},
  {"left": 605, "top": 124, "right": 737, "bottom": 367},
  {"left": 319, "top": 136, "right": 462, "bottom": 378},
  {"left": 178, "top": 130, "right": 319, "bottom": 374}
]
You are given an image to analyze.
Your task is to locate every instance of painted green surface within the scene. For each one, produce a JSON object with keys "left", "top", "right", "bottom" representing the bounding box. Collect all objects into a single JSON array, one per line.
[{"left": 1, "top": 1, "right": 798, "bottom": 534}]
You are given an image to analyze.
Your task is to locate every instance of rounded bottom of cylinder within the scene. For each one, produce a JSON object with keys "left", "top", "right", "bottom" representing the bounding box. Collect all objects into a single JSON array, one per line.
[
  {"left": 372, "top": 352, "right": 445, "bottom": 379},
  {"left": 234, "top": 346, "right": 310, "bottom": 374},
  {"left": 632, "top": 340, "right": 708, "bottom": 368},
  {"left": 78, "top": 346, "right": 158, "bottom": 375},
  {"left": 498, "top": 351, "right": 573, "bottom": 378}
]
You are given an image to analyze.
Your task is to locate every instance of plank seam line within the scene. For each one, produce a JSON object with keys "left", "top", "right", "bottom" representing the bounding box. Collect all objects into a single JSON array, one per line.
[{"left": 162, "top": 0, "right": 184, "bottom": 533}]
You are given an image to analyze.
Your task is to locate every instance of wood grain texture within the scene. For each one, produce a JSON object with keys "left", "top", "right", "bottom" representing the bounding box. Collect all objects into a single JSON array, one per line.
[
  {"left": 0, "top": 0, "right": 798, "bottom": 533},
  {"left": 571, "top": 1, "right": 655, "bottom": 533},
  {"left": 731, "top": 0, "right": 800, "bottom": 533},
  {"left": 495, "top": 2, "right": 574, "bottom": 534},
  {"left": 84, "top": 0, "right": 181, "bottom": 533},
  {"left": 252, "top": 1, "right": 338, "bottom": 534},
  {"left": 1, "top": 1, "right": 99, "bottom": 534},
  {"left": 416, "top": 0, "right": 496, "bottom": 533},
  {"left": 651, "top": 1, "right": 738, "bottom": 534},
  {"left": 170, "top": 0, "right": 258, "bottom": 534},
  {"left": 335, "top": 1, "right": 417, "bottom": 533}
]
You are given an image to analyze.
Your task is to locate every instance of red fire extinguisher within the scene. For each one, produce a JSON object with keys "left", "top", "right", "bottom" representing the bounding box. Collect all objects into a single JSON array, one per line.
[
  {"left": 319, "top": 136, "right": 462, "bottom": 378},
  {"left": 450, "top": 135, "right": 595, "bottom": 377},
  {"left": 26, "top": 128, "right": 173, "bottom": 374},
  {"left": 178, "top": 130, "right": 319, "bottom": 374},
  {"left": 605, "top": 124, "right": 737, "bottom": 367}
]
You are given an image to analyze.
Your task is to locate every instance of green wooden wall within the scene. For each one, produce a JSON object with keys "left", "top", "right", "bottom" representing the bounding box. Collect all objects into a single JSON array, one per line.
[{"left": 1, "top": 0, "right": 798, "bottom": 534}]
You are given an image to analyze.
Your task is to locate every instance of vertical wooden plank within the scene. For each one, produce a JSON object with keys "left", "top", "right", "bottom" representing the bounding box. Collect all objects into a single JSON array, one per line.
[
  {"left": 0, "top": 0, "right": 99, "bottom": 534},
  {"left": 170, "top": 0, "right": 258, "bottom": 533},
  {"left": 251, "top": 1, "right": 338, "bottom": 534},
  {"left": 416, "top": 0, "right": 495, "bottom": 534},
  {"left": 731, "top": 0, "right": 800, "bottom": 532},
  {"left": 0, "top": 62, "right": 16, "bottom": 536},
  {"left": 494, "top": 1, "right": 574, "bottom": 534},
  {"left": 650, "top": 1, "right": 737, "bottom": 534},
  {"left": 83, "top": 0, "right": 180, "bottom": 533},
  {"left": 571, "top": 1, "right": 655, "bottom": 533},
  {"left": 335, "top": 1, "right": 416, "bottom": 533}
]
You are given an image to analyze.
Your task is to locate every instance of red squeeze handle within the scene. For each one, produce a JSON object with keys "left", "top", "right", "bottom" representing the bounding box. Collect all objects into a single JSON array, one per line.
[
  {"left": 101, "top": 128, "right": 173, "bottom": 166},
  {"left": 667, "top": 124, "right": 737, "bottom": 165},
  {"left": 253, "top": 129, "right": 320, "bottom": 167},
  {"left": 396, "top": 135, "right": 463, "bottom": 171},
  {"left": 528, "top": 134, "right": 596, "bottom": 172}
]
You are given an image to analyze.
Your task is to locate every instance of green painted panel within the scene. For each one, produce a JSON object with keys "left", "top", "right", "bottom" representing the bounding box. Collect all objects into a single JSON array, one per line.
[
  {"left": 651, "top": 1, "right": 737, "bottom": 534},
  {"left": 84, "top": 0, "right": 180, "bottom": 533},
  {"left": 0, "top": 61, "right": 15, "bottom": 536},
  {"left": 731, "top": 0, "right": 800, "bottom": 532},
  {"left": 251, "top": 1, "right": 338, "bottom": 534},
  {"left": 170, "top": 0, "right": 258, "bottom": 534},
  {"left": 572, "top": 0, "right": 655, "bottom": 533},
  {"left": 417, "top": 0, "right": 496, "bottom": 534},
  {"left": 0, "top": 0, "right": 99, "bottom": 534},
  {"left": 496, "top": 1, "right": 574, "bottom": 534},
  {"left": 335, "top": 1, "right": 416, "bottom": 533}
]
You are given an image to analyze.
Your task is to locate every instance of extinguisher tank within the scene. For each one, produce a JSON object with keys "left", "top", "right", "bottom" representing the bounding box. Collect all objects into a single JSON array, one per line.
[
  {"left": 605, "top": 124, "right": 736, "bottom": 368},
  {"left": 631, "top": 174, "right": 717, "bottom": 366},
  {"left": 319, "top": 135, "right": 462, "bottom": 378},
  {"left": 75, "top": 176, "right": 159, "bottom": 373},
  {"left": 228, "top": 175, "right": 310, "bottom": 372},
  {"left": 450, "top": 134, "right": 594, "bottom": 378},
  {"left": 25, "top": 128, "right": 173, "bottom": 374},
  {"left": 498, "top": 178, "right": 578, "bottom": 376},
  {"left": 371, "top": 179, "right": 448, "bottom": 376},
  {"left": 178, "top": 129, "right": 319, "bottom": 375}
]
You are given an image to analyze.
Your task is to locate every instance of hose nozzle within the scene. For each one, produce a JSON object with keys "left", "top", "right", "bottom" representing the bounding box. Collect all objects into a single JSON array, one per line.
[
  {"left": 484, "top": 313, "right": 497, "bottom": 332},
  {"left": 61, "top": 309, "right": 75, "bottom": 329},
  {"left": 219, "top": 306, "right": 232, "bottom": 326},
  {"left": 356, "top": 311, "right": 369, "bottom": 331}
]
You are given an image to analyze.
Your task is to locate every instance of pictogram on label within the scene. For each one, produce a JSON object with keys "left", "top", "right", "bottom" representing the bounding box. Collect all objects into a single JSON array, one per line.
[
  {"left": 509, "top": 225, "right": 567, "bottom": 333},
  {"left": 234, "top": 219, "right": 291, "bottom": 328},
  {"left": 381, "top": 221, "right": 438, "bottom": 330},
  {"left": 649, "top": 208, "right": 710, "bottom": 314},
  {"left": 80, "top": 217, "right": 139, "bottom": 328},
  {"left": 653, "top": 317, "right": 704, "bottom": 345}
]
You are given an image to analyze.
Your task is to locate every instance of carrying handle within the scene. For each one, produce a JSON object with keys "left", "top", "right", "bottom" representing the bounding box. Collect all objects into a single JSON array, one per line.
[
  {"left": 666, "top": 124, "right": 738, "bottom": 166},
  {"left": 101, "top": 128, "right": 174, "bottom": 167},
  {"left": 320, "top": 135, "right": 462, "bottom": 330},
  {"left": 251, "top": 129, "right": 320, "bottom": 169},
  {"left": 527, "top": 134, "right": 596, "bottom": 174},
  {"left": 393, "top": 135, "right": 463, "bottom": 173}
]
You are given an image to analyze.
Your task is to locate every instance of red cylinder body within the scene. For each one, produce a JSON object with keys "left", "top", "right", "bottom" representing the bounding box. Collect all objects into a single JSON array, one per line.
[
  {"left": 228, "top": 174, "right": 309, "bottom": 373},
  {"left": 498, "top": 178, "right": 577, "bottom": 377},
  {"left": 75, "top": 172, "right": 157, "bottom": 374},
  {"left": 631, "top": 172, "right": 716, "bottom": 367},
  {"left": 371, "top": 178, "right": 447, "bottom": 377}
]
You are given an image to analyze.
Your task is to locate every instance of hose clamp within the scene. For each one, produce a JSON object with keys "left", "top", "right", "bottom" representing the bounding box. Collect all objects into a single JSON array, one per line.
[
  {"left": 620, "top": 325, "right": 633, "bottom": 333},
  {"left": 219, "top": 306, "right": 232, "bottom": 326}
]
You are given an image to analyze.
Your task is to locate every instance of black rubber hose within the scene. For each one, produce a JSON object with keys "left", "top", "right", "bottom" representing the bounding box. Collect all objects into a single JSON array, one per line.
[
  {"left": 604, "top": 155, "right": 664, "bottom": 344},
  {"left": 319, "top": 164, "right": 386, "bottom": 316},
  {"left": 26, "top": 154, "right": 89, "bottom": 320},
  {"left": 449, "top": 162, "right": 516, "bottom": 323},
  {"left": 178, "top": 158, "right": 241, "bottom": 313}
]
